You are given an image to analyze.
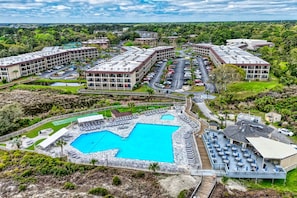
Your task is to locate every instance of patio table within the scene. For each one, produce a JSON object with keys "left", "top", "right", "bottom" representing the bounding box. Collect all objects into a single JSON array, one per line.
[
  {"left": 243, "top": 153, "right": 249, "bottom": 157},
  {"left": 225, "top": 151, "right": 230, "bottom": 155},
  {"left": 232, "top": 152, "right": 239, "bottom": 157},
  {"left": 218, "top": 152, "right": 224, "bottom": 156},
  {"left": 237, "top": 162, "right": 244, "bottom": 167},
  {"left": 235, "top": 157, "right": 241, "bottom": 161},
  {"left": 247, "top": 158, "right": 253, "bottom": 163},
  {"left": 231, "top": 147, "right": 237, "bottom": 151},
  {"left": 223, "top": 159, "right": 229, "bottom": 164}
]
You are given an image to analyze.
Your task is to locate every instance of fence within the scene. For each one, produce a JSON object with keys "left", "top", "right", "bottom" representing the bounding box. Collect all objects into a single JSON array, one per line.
[{"left": 0, "top": 102, "right": 183, "bottom": 142}]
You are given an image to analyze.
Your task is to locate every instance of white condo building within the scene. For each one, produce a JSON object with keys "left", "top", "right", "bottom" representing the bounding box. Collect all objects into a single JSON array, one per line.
[
  {"left": 0, "top": 46, "right": 98, "bottom": 82},
  {"left": 86, "top": 46, "right": 175, "bottom": 90}
]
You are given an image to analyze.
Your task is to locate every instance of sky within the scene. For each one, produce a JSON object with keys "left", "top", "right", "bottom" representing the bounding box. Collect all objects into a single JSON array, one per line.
[{"left": 0, "top": 0, "right": 297, "bottom": 23}]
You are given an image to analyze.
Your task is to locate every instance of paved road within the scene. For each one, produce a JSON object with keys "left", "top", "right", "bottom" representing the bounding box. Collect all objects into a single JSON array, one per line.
[
  {"left": 171, "top": 58, "right": 185, "bottom": 90},
  {"left": 149, "top": 61, "right": 167, "bottom": 91},
  {"left": 197, "top": 57, "right": 215, "bottom": 93}
]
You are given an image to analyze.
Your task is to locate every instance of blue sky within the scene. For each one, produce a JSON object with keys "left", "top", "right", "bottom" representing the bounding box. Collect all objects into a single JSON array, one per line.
[{"left": 0, "top": 0, "right": 297, "bottom": 23}]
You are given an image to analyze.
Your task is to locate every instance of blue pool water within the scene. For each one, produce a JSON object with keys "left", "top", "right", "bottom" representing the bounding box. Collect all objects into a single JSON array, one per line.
[
  {"left": 161, "top": 114, "right": 175, "bottom": 120},
  {"left": 71, "top": 123, "right": 179, "bottom": 163}
]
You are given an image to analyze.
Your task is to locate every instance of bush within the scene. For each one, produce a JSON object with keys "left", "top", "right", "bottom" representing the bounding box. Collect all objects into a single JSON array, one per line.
[
  {"left": 21, "top": 169, "right": 33, "bottom": 177},
  {"left": 63, "top": 182, "right": 76, "bottom": 190},
  {"left": 88, "top": 187, "right": 109, "bottom": 196},
  {"left": 132, "top": 171, "right": 145, "bottom": 178},
  {"left": 177, "top": 189, "right": 188, "bottom": 198},
  {"left": 18, "top": 184, "right": 27, "bottom": 192},
  {"left": 112, "top": 176, "right": 121, "bottom": 186},
  {"left": 104, "top": 195, "right": 114, "bottom": 198},
  {"left": 222, "top": 176, "right": 229, "bottom": 184}
]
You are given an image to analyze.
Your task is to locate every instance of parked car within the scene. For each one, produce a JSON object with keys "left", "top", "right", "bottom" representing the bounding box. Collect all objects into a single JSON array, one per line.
[{"left": 278, "top": 128, "right": 294, "bottom": 136}]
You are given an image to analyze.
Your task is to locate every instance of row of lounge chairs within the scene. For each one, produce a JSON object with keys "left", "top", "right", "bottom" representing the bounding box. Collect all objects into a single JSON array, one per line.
[
  {"left": 144, "top": 108, "right": 167, "bottom": 116},
  {"left": 67, "top": 150, "right": 80, "bottom": 159},
  {"left": 105, "top": 121, "right": 129, "bottom": 127},
  {"left": 179, "top": 115, "right": 199, "bottom": 128},
  {"left": 115, "top": 115, "right": 138, "bottom": 122},
  {"left": 184, "top": 131, "right": 199, "bottom": 167},
  {"left": 79, "top": 121, "right": 101, "bottom": 131}
]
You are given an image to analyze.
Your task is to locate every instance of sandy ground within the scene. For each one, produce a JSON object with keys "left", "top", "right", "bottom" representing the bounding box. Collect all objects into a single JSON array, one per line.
[{"left": 159, "top": 174, "right": 201, "bottom": 197}]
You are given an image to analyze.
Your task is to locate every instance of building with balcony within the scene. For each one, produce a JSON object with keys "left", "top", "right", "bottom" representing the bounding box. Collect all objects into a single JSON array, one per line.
[
  {"left": 0, "top": 46, "right": 98, "bottom": 82},
  {"left": 86, "top": 46, "right": 175, "bottom": 91},
  {"left": 192, "top": 44, "right": 270, "bottom": 80},
  {"left": 226, "top": 39, "right": 274, "bottom": 51},
  {"left": 82, "top": 38, "right": 110, "bottom": 49},
  {"left": 134, "top": 38, "right": 158, "bottom": 47}
]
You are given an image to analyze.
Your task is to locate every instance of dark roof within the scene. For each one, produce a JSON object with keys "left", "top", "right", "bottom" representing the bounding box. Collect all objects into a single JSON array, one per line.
[
  {"left": 111, "top": 109, "right": 132, "bottom": 118},
  {"left": 223, "top": 120, "right": 274, "bottom": 144}
]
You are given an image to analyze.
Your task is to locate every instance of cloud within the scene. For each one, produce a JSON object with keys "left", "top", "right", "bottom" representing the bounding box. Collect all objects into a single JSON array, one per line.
[{"left": 0, "top": 0, "right": 297, "bottom": 23}]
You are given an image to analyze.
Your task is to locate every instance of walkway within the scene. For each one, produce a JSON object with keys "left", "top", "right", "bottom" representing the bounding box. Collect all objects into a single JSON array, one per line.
[
  {"left": 196, "top": 120, "right": 211, "bottom": 169},
  {"left": 194, "top": 176, "right": 216, "bottom": 198}
]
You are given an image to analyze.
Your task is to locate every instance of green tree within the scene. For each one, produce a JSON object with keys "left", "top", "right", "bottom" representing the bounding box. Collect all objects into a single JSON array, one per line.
[
  {"left": 0, "top": 103, "right": 23, "bottom": 136},
  {"left": 90, "top": 158, "right": 98, "bottom": 166},
  {"left": 146, "top": 87, "right": 154, "bottom": 102},
  {"left": 148, "top": 162, "right": 160, "bottom": 173},
  {"left": 127, "top": 102, "right": 135, "bottom": 113},
  {"left": 55, "top": 139, "right": 67, "bottom": 157}
]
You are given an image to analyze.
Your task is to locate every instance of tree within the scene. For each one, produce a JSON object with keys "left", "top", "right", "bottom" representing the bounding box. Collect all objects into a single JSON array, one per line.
[
  {"left": 55, "top": 139, "right": 67, "bottom": 157},
  {"left": 209, "top": 64, "right": 245, "bottom": 93},
  {"left": 146, "top": 87, "right": 154, "bottom": 101},
  {"left": 127, "top": 102, "right": 135, "bottom": 113},
  {"left": 90, "top": 158, "right": 98, "bottom": 166},
  {"left": 0, "top": 103, "right": 23, "bottom": 136},
  {"left": 148, "top": 162, "right": 160, "bottom": 173}
]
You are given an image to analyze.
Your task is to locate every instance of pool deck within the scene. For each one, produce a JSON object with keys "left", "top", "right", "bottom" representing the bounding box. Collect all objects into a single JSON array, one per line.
[{"left": 37, "top": 107, "right": 202, "bottom": 174}]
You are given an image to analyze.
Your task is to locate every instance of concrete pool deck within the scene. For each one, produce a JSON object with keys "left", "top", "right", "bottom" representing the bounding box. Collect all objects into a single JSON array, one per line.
[{"left": 36, "top": 108, "right": 201, "bottom": 173}]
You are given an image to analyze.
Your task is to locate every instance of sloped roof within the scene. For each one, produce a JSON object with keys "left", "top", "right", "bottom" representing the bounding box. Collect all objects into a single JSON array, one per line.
[
  {"left": 247, "top": 137, "right": 297, "bottom": 159},
  {"left": 223, "top": 120, "right": 274, "bottom": 143}
]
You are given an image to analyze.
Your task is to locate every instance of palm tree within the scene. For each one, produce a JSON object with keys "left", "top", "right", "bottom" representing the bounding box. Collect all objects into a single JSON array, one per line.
[
  {"left": 55, "top": 139, "right": 67, "bottom": 157},
  {"left": 146, "top": 87, "right": 154, "bottom": 102},
  {"left": 148, "top": 162, "right": 160, "bottom": 173},
  {"left": 127, "top": 102, "right": 135, "bottom": 113},
  {"left": 90, "top": 158, "right": 98, "bottom": 166}
]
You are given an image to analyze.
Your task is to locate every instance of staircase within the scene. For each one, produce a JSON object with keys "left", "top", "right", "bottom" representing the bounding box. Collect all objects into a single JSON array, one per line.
[{"left": 193, "top": 176, "right": 216, "bottom": 198}]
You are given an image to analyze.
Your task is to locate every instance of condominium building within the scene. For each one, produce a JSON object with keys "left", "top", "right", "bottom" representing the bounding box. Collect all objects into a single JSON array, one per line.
[
  {"left": 86, "top": 46, "right": 175, "bottom": 90},
  {"left": 226, "top": 39, "right": 274, "bottom": 51},
  {"left": 0, "top": 46, "right": 98, "bottom": 82},
  {"left": 134, "top": 38, "right": 158, "bottom": 47},
  {"left": 192, "top": 44, "right": 270, "bottom": 80},
  {"left": 82, "top": 38, "right": 110, "bottom": 49}
]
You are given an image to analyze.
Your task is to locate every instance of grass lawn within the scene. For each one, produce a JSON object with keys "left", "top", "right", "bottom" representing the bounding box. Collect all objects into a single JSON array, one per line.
[
  {"left": 0, "top": 143, "right": 6, "bottom": 146},
  {"left": 25, "top": 122, "right": 70, "bottom": 138},
  {"left": 11, "top": 84, "right": 84, "bottom": 94},
  {"left": 133, "top": 85, "right": 151, "bottom": 92},
  {"left": 52, "top": 112, "right": 98, "bottom": 126},
  {"left": 189, "top": 86, "right": 205, "bottom": 92},
  {"left": 242, "top": 169, "right": 297, "bottom": 194},
  {"left": 98, "top": 105, "right": 167, "bottom": 118},
  {"left": 26, "top": 138, "right": 46, "bottom": 150},
  {"left": 227, "top": 80, "right": 282, "bottom": 99}
]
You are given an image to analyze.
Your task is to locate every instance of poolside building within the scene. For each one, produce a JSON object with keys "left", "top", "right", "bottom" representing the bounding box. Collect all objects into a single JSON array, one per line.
[
  {"left": 192, "top": 43, "right": 270, "bottom": 80},
  {"left": 222, "top": 120, "right": 274, "bottom": 148},
  {"left": 247, "top": 137, "right": 297, "bottom": 171},
  {"left": 86, "top": 46, "right": 175, "bottom": 90},
  {"left": 0, "top": 46, "right": 98, "bottom": 82}
]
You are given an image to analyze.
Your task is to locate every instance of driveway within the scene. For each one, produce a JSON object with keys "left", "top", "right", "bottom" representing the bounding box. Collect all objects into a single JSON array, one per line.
[
  {"left": 171, "top": 58, "right": 185, "bottom": 90},
  {"left": 197, "top": 57, "right": 215, "bottom": 93}
]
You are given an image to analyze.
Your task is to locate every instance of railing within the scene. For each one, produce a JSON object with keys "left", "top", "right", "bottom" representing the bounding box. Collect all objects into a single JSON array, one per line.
[
  {"left": 201, "top": 133, "right": 287, "bottom": 180},
  {"left": 0, "top": 102, "right": 183, "bottom": 142},
  {"left": 78, "top": 89, "right": 186, "bottom": 101},
  {"left": 207, "top": 177, "right": 217, "bottom": 198},
  {"left": 190, "top": 176, "right": 203, "bottom": 198}
]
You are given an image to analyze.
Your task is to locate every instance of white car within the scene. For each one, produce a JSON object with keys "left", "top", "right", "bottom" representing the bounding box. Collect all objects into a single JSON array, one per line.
[{"left": 278, "top": 128, "right": 294, "bottom": 136}]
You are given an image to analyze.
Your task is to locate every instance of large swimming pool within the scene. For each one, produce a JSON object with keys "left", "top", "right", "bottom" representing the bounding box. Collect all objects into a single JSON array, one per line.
[{"left": 71, "top": 123, "right": 179, "bottom": 163}]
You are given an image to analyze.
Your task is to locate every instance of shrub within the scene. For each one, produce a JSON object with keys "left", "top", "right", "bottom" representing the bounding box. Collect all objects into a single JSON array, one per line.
[
  {"left": 89, "top": 187, "right": 109, "bottom": 196},
  {"left": 18, "top": 184, "right": 26, "bottom": 192},
  {"left": 63, "top": 182, "right": 76, "bottom": 190},
  {"left": 97, "top": 166, "right": 108, "bottom": 172},
  {"left": 21, "top": 169, "right": 33, "bottom": 177},
  {"left": 104, "top": 195, "right": 114, "bottom": 198},
  {"left": 177, "top": 189, "right": 188, "bottom": 198},
  {"left": 112, "top": 176, "right": 121, "bottom": 186},
  {"left": 222, "top": 176, "right": 229, "bottom": 184},
  {"left": 132, "top": 171, "right": 145, "bottom": 178}
]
